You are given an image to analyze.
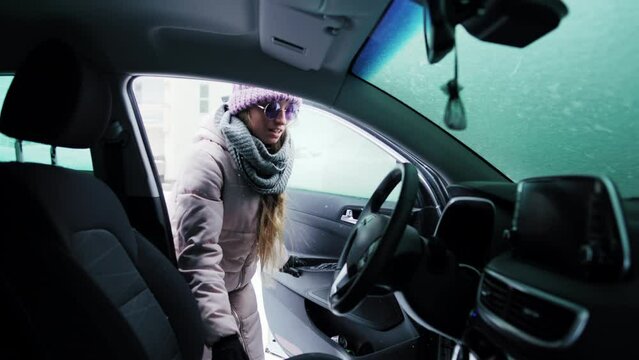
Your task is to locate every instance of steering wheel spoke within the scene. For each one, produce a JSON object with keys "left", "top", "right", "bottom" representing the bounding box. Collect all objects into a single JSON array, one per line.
[
  {"left": 331, "top": 265, "right": 356, "bottom": 298},
  {"left": 353, "top": 239, "right": 379, "bottom": 271}
]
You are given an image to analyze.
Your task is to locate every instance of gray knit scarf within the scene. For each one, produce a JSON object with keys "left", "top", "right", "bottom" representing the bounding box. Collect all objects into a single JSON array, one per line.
[{"left": 218, "top": 109, "right": 293, "bottom": 195}]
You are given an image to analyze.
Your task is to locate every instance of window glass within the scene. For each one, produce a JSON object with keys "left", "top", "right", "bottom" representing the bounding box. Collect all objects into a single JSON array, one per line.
[
  {"left": 133, "top": 77, "right": 231, "bottom": 189},
  {"left": 133, "top": 77, "right": 398, "bottom": 200},
  {"left": 0, "top": 75, "right": 93, "bottom": 171},
  {"left": 0, "top": 76, "right": 11, "bottom": 105},
  {"left": 353, "top": 0, "right": 639, "bottom": 197},
  {"left": 199, "top": 84, "right": 210, "bottom": 114},
  {"left": 286, "top": 107, "right": 399, "bottom": 200}
]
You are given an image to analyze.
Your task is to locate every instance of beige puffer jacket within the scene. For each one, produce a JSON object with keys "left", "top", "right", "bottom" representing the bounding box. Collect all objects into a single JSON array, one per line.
[{"left": 170, "top": 109, "right": 264, "bottom": 360}]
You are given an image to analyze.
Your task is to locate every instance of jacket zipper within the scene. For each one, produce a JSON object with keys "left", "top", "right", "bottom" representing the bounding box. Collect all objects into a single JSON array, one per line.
[
  {"left": 236, "top": 268, "right": 245, "bottom": 291},
  {"left": 235, "top": 239, "right": 258, "bottom": 291},
  {"left": 230, "top": 306, "right": 247, "bottom": 351}
]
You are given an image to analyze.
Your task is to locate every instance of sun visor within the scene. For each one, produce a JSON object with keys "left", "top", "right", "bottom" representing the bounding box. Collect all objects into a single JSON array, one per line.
[{"left": 259, "top": 0, "right": 385, "bottom": 71}]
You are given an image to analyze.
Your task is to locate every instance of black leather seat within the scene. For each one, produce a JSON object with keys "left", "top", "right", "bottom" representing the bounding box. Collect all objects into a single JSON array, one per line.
[
  {"left": 0, "top": 39, "right": 205, "bottom": 360},
  {"left": 0, "top": 39, "right": 342, "bottom": 360}
]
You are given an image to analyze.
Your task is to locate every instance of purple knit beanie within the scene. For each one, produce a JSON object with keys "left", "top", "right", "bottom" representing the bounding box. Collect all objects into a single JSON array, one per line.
[{"left": 226, "top": 84, "right": 302, "bottom": 115}]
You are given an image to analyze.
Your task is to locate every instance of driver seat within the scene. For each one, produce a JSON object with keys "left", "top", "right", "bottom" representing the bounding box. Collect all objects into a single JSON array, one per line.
[{"left": 0, "top": 39, "right": 339, "bottom": 360}]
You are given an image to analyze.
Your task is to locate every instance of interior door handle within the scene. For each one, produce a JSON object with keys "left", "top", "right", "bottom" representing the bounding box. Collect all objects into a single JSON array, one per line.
[{"left": 340, "top": 209, "right": 358, "bottom": 224}]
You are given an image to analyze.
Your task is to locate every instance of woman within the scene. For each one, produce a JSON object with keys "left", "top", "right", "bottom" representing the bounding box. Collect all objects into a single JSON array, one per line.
[{"left": 170, "top": 84, "right": 300, "bottom": 360}]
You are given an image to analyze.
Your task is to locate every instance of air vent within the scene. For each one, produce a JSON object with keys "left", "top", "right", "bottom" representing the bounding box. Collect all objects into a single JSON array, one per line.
[
  {"left": 478, "top": 271, "right": 589, "bottom": 348},
  {"left": 480, "top": 274, "right": 508, "bottom": 315},
  {"left": 586, "top": 193, "right": 607, "bottom": 244},
  {"left": 590, "top": 195, "right": 605, "bottom": 226},
  {"left": 580, "top": 191, "right": 627, "bottom": 280},
  {"left": 506, "top": 288, "right": 577, "bottom": 341}
]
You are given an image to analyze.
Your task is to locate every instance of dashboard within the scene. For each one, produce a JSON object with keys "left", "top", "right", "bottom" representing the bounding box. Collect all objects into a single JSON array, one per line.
[{"left": 443, "top": 176, "right": 639, "bottom": 359}]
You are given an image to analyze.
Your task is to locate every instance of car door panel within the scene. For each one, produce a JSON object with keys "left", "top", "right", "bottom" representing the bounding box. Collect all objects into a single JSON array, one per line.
[
  {"left": 264, "top": 280, "right": 423, "bottom": 359},
  {"left": 271, "top": 269, "right": 404, "bottom": 331},
  {"left": 263, "top": 188, "right": 420, "bottom": 358},
  {"left": 283, "top": 189, "right": 367, "bottom": 259}
]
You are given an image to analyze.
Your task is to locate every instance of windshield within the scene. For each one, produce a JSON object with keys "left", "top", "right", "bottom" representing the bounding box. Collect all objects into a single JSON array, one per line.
[{"left": 353, "top": 0, "right": 639, "bottom": 197}]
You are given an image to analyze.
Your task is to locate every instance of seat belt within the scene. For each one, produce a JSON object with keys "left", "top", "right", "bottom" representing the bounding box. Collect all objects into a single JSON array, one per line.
[{"left": 103, "top": 120, "right": 128, "bottom": 200}]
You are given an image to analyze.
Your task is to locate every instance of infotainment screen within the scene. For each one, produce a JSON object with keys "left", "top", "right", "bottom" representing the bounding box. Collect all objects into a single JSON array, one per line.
[{"left": 512, "top": 176, "right": 630, "bottom": 281}]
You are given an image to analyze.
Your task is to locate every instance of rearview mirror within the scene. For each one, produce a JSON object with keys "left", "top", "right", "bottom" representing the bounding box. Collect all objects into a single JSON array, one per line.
[{"left": 422, "top": 0, "right": 568, "bottom": 64}]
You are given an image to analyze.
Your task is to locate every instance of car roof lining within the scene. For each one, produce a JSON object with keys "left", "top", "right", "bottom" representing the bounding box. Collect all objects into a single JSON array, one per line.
[
  {"left": 0, "top": 0, "right": 508, "bottom": 185},
  {"left": 0, "top": 0, "right": 390, "bottom": 106}
]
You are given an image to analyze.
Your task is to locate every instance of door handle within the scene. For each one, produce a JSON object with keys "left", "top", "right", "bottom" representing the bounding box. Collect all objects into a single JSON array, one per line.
[{"left": 340, "top": 209, "right": 358, "bottom": 224}]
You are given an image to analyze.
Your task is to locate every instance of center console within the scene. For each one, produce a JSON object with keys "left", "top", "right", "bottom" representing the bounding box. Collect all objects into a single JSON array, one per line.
[
  {"left": 465, "top": 175, "right": 636, "bottom": 359},
  {"left": 509, "top": 175, "right": 630, "bottom": 281}
]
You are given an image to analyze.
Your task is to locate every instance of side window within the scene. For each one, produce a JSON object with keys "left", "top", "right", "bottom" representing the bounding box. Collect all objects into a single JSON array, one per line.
[
  {"left": 0, "top": 75, "right": 93, "bottom": 171},
  {"left": 287, "top": 107, "right": 399, "bottom": 200},
  {"left": 133, "top": 77, "right": 232, "bottom": 191},
  {"left": 133, "top": 76, "right": 398, "bottom": 201},
  {"left": 199, "top": 84, "right": 210, "bottom": 114}
]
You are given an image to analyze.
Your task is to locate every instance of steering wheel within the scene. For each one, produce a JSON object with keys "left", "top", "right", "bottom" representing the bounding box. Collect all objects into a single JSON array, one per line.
[{"left": 329, "top": 162, "right": 419, "bottom": 315}]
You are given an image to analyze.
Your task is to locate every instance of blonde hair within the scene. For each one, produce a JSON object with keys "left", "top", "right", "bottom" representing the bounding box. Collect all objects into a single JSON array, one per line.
[
  {"left": 237, "top": 110, "right": 288, "bottom": 271},
  {"left": 257, "top": 193, "right": 287, "bottom": 272}
]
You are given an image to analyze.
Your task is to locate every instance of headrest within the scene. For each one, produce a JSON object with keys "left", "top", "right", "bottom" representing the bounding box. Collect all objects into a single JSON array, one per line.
[{"left": 0, "top": 39, "right": 111, "bottom": 148}]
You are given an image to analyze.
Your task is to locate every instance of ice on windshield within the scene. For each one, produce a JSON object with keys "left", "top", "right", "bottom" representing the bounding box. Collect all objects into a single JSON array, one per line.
[{"left": 353, "top": 0, "right": 639, "bottom": 197}]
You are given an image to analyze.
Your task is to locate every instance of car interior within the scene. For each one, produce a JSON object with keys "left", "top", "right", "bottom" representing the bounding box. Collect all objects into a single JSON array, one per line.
[{"left": 1, "top": 0, "right": 638, "bottom": 360}]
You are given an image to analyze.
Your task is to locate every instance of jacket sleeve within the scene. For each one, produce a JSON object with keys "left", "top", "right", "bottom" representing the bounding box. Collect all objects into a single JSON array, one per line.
[{"left": 172, "top": 148, "right": 238, "bottom": 346}]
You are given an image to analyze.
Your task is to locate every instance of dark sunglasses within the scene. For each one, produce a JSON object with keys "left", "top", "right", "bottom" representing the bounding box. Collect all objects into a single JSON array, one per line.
[{"left": 255, "top": 101, "right": 298, "bottom": 122}]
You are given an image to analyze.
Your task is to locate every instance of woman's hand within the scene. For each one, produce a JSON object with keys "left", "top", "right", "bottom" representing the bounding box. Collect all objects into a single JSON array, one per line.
[{"left": 210, "top": 334, "right": 249, "bottom": 360}]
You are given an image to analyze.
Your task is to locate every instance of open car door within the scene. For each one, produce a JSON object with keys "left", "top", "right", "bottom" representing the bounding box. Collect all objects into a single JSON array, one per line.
[{"left": 261, "top": 107, "right": 443, "bottom": 359}]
